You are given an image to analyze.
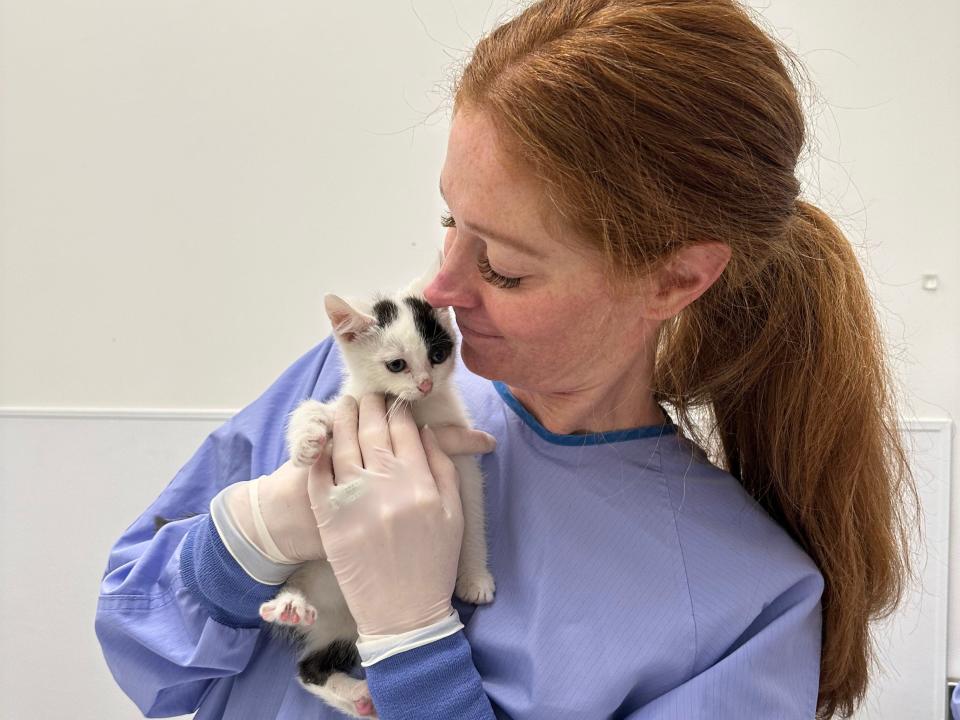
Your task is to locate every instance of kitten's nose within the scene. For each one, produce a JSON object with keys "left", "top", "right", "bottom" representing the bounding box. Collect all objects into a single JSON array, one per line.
[{"left": 418, "top": 379, "right": 433, "bottom": 395}]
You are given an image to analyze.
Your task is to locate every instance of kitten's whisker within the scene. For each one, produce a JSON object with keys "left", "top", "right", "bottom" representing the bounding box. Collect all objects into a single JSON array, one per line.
[
  {"left": 385, "top": 395, "right": 410, "bottom": 426},
  {"left": 386, "top": 396, "right": 401, "bottom": 424}
]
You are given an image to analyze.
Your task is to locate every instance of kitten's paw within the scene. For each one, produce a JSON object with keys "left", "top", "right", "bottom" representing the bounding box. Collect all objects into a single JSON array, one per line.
[
  {"left": 455, "top": 569, "right": 496, "bottom": 605},
  {"left": 354, "top": 693, "right": 376, "bottom": 718},
  {"left": 299, "top": 673, "right": 378, "bottom": 718},
  {"left": 342, "top": 678, "right": 378, "bottom": 718},
  {"left": 259, "top": 591, "right": 317, "bottom": 626},
  {"left": 290, "top": 429, "right": 329, "bottom": 467},
  {"left": 287, "top": 400, "right": 335, "bottom": 467}
]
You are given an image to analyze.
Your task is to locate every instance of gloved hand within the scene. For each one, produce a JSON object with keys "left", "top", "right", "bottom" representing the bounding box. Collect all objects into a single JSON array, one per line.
[
  {"left": 221, "top": 408, "right": 496, "bottom": 566},
  {"left": 307, "top": 394, "right": 466, "bottom": 637},
  {"left": 221, "top": 459, "right": 326, "bottom": 565}
]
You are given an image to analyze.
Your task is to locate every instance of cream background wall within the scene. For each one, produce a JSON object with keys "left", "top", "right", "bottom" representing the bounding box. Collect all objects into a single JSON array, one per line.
[{"left": 0, "top": 1, "right": 956, "bottom": 718}]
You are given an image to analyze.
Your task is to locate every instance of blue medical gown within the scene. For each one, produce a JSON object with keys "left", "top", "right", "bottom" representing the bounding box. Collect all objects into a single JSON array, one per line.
[{"left": 95, "top": 336, "right": 824, "bottom": 719}]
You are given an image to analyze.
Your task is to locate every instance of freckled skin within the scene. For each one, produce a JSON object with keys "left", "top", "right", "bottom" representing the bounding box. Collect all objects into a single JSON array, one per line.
[{"left": 424, "top": 109, "right": 666, "bottom": 435}]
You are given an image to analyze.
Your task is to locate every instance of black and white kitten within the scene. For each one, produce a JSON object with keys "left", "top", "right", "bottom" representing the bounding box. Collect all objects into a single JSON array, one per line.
[{"left": 259, "top": 277, "right": 495, "bottom": 718}]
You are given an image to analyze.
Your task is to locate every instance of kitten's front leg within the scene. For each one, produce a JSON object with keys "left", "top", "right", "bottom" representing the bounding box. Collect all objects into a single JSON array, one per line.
[
  {"left": 287, "top": 398, "right": 337, "bottom": 467},
  {"left": 451, "top": 455, "right": 495, "bottom": 605}
]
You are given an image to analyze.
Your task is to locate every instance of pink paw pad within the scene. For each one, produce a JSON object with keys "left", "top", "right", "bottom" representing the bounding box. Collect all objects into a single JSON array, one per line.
[{"left": 355, "top": 698, "right": 375, "bottom": 716}]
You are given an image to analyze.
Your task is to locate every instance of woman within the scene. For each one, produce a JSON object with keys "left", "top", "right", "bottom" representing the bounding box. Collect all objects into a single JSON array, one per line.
[{"left": 95, "top": 1, "right": 918, "bottom": 718}]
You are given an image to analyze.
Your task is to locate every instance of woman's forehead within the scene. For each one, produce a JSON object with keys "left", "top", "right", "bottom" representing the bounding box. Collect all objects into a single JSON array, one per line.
[
  {"left": 441, "top": 111, "right": 538, "bottom": 217},
  {"left": 441, "top": 110, "right": 593, "bottom": 262}
]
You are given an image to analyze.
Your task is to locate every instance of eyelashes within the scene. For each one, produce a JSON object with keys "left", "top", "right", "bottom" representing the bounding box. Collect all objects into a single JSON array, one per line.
[
  {"left": 440, "top": 211, "right": 522, "bottom": 289},
  {"left": 477, "top": 255, "right": 521, "bottom": 289}
]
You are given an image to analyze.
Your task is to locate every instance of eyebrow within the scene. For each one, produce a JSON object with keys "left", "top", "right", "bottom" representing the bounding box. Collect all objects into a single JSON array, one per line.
[{"left": 439, "top": 179, "right": 547, "bottom": 260}]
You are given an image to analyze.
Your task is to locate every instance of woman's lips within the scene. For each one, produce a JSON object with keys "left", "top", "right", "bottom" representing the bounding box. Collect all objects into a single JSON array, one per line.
[{"left": 457, "top": 321, "right": 500, "bottom": 339}]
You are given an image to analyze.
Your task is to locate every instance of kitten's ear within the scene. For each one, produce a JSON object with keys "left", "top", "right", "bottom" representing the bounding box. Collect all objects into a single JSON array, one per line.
[
  {"left": 402, "top": 248, "right": 444, "bottom": 301},
  {"left": 324, "top": 294, "right": 377, "bottom": 343}
]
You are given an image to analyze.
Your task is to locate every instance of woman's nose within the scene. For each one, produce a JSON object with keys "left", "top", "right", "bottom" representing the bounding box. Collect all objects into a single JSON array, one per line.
[{"left": 423, "top": 235, "right": 480, "bottom": 310}]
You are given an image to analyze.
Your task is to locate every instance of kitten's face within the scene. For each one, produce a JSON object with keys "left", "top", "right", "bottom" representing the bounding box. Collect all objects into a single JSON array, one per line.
[{"left": 326, "top": 292, "right": 457, "bottom": 402}]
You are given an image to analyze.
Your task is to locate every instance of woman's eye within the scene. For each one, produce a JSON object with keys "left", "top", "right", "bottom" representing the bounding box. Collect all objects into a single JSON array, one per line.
[
  {"left": 441, "top": 210, "right": 522, "bottom": 289},
  {"left": 478, "top": 255, "right": 522, "bottom": 289},
  {"left": 385, "top": 359, "right": 407, "bottom": 372},
  {"left": 429, "top": 347, "right": 449, "bottom": 364}
]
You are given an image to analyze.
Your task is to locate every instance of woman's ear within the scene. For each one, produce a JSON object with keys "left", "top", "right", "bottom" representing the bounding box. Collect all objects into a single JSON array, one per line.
[{"left": 642, "top": 241, "right": 731, "bottom": 321}]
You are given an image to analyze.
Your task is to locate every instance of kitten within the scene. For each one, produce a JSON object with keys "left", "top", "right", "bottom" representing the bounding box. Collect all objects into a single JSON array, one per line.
[{"left": 259, "top": 277, "right": 495, "bottom": 718}]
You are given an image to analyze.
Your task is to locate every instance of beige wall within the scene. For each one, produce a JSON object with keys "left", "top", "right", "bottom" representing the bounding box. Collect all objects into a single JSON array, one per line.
[
  {"left": 1, "top": 0, "right": 955, "bottom": 419},
  {"left": 1, "top": 1, "right": 957, "bottom": 717}
]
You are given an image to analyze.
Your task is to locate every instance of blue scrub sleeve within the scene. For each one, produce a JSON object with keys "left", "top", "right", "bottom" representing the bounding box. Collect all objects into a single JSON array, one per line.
[
  {"left": 364, "top": 630, "right": 498, "bottom": 720},
  {"left": 625, "top": 573, "right": 824, "bottom": 719},
  {"left": 94, "top": 337, "right": 337, "bottom": 715}
]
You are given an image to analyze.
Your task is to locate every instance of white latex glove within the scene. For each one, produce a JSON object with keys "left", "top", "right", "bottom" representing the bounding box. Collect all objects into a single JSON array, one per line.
[
  {"left": 307, "top": 394, "right": 464, "bottom": 637},
  {"left": 219, "top": 412, "right": 496, "bottom": 567},
  {"left": 220, "top": 459, "right": 327, "bottom": 565}
]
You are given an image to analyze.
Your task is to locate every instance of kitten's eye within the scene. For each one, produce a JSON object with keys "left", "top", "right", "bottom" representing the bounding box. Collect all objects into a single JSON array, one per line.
[
  {"left": 440, "top": 211, "right": 455, "bottom": 228},
  {"left": 429, "top": 347, "right": 449, "bottom": 364},
  {"left": 385, "top": 359, "right": 407, "bottom": 373}
]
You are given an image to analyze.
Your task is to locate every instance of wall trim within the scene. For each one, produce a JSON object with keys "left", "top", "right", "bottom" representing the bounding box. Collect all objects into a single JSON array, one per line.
[
  {"left": 0, "top": 409, "right": 952, "bottom": 430},
  {"left": 0, "top": 407, "right": 237, "bottom": 421},
  {"left": 904, "top": 418, "right": 955, "bottom": 433}
]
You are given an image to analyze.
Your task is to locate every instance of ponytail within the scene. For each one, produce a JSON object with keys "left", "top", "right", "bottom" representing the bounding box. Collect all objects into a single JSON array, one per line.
[{"left": 654, "top": 200, "right": 920, "bottom": 718}]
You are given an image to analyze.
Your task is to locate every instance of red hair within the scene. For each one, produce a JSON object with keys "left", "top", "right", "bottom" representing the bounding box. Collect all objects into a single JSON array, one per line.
[{"left": 453, "top": 2, "right": 921, "bottom": 716}]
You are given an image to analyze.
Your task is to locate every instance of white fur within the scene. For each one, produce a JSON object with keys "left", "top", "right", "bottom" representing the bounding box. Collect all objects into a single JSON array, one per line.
[{"left": 261, "top": 282, "right": 494, "bottom": 718}]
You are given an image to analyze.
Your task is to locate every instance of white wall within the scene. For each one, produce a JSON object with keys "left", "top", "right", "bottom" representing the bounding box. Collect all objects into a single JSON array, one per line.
[
  {"left": 1, "top": 0, "right": 956, "bottom": 717},
  {"left": 0, "top": 410, "right": 226, "bottom": 720},
  {"left": 0, "top": 0, "right": 522, "bottom": 409}
]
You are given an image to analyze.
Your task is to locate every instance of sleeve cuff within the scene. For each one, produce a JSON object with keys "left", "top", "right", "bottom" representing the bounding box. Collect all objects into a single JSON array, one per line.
[
  {"left": 356, "top": 609, "right": 464, "bottom": 667},
  {"left": 363, "top": 628, "right": 493, "bottom": 719},
  {"left": 209, "top": 483, "right": 304, "bottom": 585},
  {"left": 180, "top": 513, "right": 284, "bottom": 628}
]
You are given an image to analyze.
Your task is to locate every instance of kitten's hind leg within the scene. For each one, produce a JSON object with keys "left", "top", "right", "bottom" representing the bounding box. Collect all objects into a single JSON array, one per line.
[
  {"left": 299, "top": 640, "right": 377, "bottom": 718},
  {"left": 259, "top": 588, "right": 317, "bottom": 626},
  {"left": 451, "top": 455, "right": 496, "bottom": 605},
  {"left": 287, "top": 399, "right": 336, "bottom": 467}
]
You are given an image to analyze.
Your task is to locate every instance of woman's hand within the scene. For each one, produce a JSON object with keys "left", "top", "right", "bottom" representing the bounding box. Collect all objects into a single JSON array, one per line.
[
  {"left": 307, "top": 394, "right": 480, "bottom": 637},
  {"left": 222, "top": 404, "right": 495, "bottom": 567}
]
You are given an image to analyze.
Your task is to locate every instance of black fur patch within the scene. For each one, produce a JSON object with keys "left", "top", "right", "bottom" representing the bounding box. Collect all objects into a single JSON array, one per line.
[
  {"left": 372, "top": 298, "right": 399, "bottom": 327},
  {"left": 298, "top": 639, "right": 361, "bottom": 686},
  {"left": 403, "top": 296, "right": 453, "bottom": 360}
]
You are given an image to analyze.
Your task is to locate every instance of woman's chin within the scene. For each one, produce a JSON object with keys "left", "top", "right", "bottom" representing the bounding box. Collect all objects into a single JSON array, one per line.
[{"left": 459, "top": 341, "right": 508, "bottom": 381}]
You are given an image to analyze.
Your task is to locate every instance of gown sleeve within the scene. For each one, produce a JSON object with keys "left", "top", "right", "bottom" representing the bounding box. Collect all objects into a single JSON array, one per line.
[
  {"left": 94, "top": 337, "right": 339, "bottom": 716},
  {"left": 623, "top": 572, "right": 824, "bottom": 719},
  {"left": 364, "top": 630, "right": 499, "bottom": 720}
]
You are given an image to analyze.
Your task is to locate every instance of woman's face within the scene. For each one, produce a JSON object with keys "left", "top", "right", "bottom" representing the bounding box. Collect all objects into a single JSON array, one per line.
[{"left": 423, "top": 109, "right": 657, "bottom": 394}]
